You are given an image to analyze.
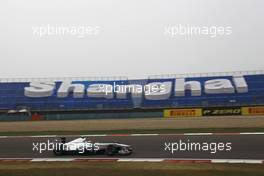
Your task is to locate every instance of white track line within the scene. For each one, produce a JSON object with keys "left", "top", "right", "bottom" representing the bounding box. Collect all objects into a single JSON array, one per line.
[
  {"left": 0, "top": 158, "right": 263, "bottom": 164},
  {"left": 30, "top": 135, "right": 58, "bottom": 138},
  {"left": 211, "top": 159, "right": 263, "bottom": 164},
  {"left": 183, "top": 133, "right": 213, "bottom": 136},
  {"left": 240, "top": 132, "right": 264, "bottom": 135},
  {"left": 130, "top": 134, "right": 159, "bottom": 136},
  {"left": 0, "top": 132, "right": 264, "bottom": 138},
  {"left": 31, "top": 158, "right": 75, "bottom": 162},
  {"left": 118, "top": 158, "right": 164, "bottom": 162},
  {"left": 81, "top": 134, "right": 107, "bottom": 137}
]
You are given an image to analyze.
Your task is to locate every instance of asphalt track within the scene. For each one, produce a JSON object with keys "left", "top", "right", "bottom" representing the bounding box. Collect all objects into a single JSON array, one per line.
[{"left": 0, "top": 134, "right": 264, "bottom": 159}]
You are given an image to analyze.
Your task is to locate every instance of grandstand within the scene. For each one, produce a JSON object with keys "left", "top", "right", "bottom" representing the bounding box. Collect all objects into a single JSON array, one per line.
[{"left": 0, "top": 70, "right": 263, "bottom": 121}]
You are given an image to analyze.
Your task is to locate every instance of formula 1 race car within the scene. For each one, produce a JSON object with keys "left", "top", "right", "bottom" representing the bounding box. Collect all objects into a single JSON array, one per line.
[{"left": 53, "top": 137, "right": 133, "bottom": 156}]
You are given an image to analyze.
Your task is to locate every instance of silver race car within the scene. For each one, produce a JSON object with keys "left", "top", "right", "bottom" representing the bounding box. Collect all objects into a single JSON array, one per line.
[{"left": 53, "top": 137, "right": 133, "bottom": 156}]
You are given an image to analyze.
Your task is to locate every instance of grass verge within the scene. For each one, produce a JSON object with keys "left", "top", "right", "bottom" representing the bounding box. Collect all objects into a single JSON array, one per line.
[{"left": 0, "top": 162, "right": 263, "bottom": 176}]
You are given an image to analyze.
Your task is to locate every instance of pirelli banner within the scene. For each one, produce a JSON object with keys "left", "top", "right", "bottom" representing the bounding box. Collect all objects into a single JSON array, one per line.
[
  {"left": 202, "top": 107, "right": 242, "bottom": 116},
  {"left": 164, "top": 106, "right": 264, "bottom": 118},
  {"left": 242, "top": 106, "right": 264, "bottom": 116},
  {"left": 164, "top": 108, "right": 202, "bottom": 118}
]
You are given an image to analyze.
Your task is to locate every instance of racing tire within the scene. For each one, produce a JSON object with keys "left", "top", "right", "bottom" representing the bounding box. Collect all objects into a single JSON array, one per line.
[
  {"left": 53, "top": 144, "right": 64, "bottom": 156},
  {"left": 53, "top": 149, "right": 64, "bottom": 156},
  {"left": 106, "top": 145, "right": 117, "bottom": 156}
]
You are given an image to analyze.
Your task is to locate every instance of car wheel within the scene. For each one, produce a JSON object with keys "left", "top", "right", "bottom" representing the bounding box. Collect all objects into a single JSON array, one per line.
[
  {"left": 53, "top": 149, "right": 63, "bottom": 156},
  {"left": 118, "top": 148, "right": 132, "bottom": 156},
  {"left": 106, "top": 145, "right": 117, "bottom": 156}
]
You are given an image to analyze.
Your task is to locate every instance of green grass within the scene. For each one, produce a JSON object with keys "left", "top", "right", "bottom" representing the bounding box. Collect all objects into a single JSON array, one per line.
[
  {"left": 0, "top": 162, "right": 263, "bottom": 176},
  {"left": 1, "top": 127, "right": 264, "bottom": 136}
]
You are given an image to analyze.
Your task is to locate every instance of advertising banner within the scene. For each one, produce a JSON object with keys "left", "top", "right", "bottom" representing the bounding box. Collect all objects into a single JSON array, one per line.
[
  {"left": 202, "top": 107, "right": 241, "bottom": 116},
  {"left": 164, "top": 108, "right": 202, "bottom": 118},
  {"left": 242, "top": 106, "right": 264, "bottom": 115},
  {"left": 0, "top": 73, "right": 263, "bottom": 111}
]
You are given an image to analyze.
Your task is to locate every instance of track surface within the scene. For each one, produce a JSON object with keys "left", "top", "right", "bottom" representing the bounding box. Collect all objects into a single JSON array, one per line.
[{"left": 0, "top": 134, "right": 264, "bottom": 159}]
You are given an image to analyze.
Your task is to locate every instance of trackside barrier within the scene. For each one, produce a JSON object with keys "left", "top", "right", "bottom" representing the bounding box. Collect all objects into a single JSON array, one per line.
[
  {"left": 30, "top": 113, "right": 44, "bottom": 121},
  {"left": 0, "top": 111, "right": 163, "bottom": 121},
  {"left": 45, "top": 111, "right": 163, "bottom": 120},
  {"left": 164, "top": 109, "right": 202, "bottom": 118},
  {"left": 242, "top": 106, "right": 264, "bottom": 116},
  {"left": 1, "top": 106, "right": 264, "bottom": 121},
  {"left": 202, "top": 107, "right": 241, "bottom": 116},
  {"left": 164, "top": 106, "right": 264, "bottom": 118},
  {"left": 0, "top": 115, "right": 30, "bottom": 121}
]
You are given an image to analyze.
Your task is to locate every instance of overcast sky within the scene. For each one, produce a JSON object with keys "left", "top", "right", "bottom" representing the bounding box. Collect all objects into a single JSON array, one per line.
[{"left": 1, "top": 0, "right": 264, "bottom": 79}]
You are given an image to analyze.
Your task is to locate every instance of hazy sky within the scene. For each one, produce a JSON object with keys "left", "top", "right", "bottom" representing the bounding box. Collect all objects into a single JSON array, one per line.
[{"left": 1, "top": 0, "right": 264, "bottom": 79}]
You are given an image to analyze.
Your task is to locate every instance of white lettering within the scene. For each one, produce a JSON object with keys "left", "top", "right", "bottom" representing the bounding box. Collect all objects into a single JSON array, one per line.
[
  {"left": 145, "top": 82, "right": 172, "bottom": 100},
  {"left": 205, "top": 79, "right": 234, "bottom": 94},
  {"left": 57, "top": 82, "right": 85, "bottom": 98},
  {"left": 87, "top": 84, "right": 113, "bottom": 99},
  {"left": 175, "top": 78, "right": 201, "bottom": 96},
  {"left": 24, "top": 82, "right": 55, "bottom": 97},
  {"left": 24, "top": 75, "right": 248, "bottom": 99}
]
